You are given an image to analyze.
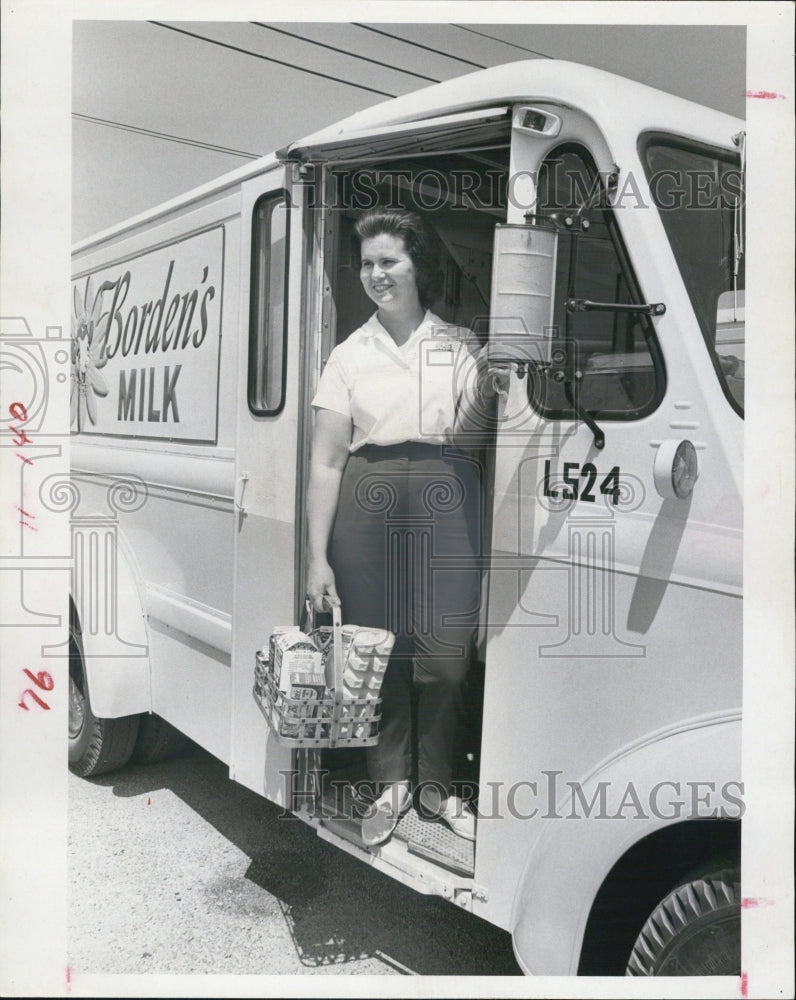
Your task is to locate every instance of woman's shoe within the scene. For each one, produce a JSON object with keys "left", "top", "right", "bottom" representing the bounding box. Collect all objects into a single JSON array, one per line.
[
  {"left": 439, "top": 796, "right": 477, "bottom": 841},
  {"left": 360, "top": 784, "right": 411, "bottom": 846}
]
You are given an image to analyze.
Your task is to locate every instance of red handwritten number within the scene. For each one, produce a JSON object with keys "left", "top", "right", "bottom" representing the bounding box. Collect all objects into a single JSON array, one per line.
[
  {"left": 18, "top": 668, "right": 54, "bottom": 710},
  {"left": 19, "top": 689, "right": 51, "bottom": 711},
  {"left": 9, "top": 402, "right": 36, "bottom": 524},
  {"left": 11, "top": 427, "right": 32, "bottom": 448},
  {"left": 11, "top": 403, "right": 47, "bottom": 708},
  {"left": 9, "top": 402, "right": 29, "bottom": 422},
  {"left": 23, "top": 668, "right": 54, "bottom": 691}
]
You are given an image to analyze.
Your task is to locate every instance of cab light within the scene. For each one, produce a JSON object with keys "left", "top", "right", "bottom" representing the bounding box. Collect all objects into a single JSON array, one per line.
[
  {"left": 512, "top": 106, "right": 562, "bottom": 137},
  {"left": 654, "top": 439, "right": 699, "bottom": 499}
]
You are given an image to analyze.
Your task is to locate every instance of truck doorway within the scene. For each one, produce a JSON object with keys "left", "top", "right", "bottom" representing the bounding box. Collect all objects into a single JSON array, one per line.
[{"left": 300, "top": 145, "right": 510, "bottom": 873}]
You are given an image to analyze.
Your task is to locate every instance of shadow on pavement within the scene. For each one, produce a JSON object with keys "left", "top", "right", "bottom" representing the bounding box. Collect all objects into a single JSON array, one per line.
[{"left": 87, "top": 742, "right": 522, "bottom": 977}]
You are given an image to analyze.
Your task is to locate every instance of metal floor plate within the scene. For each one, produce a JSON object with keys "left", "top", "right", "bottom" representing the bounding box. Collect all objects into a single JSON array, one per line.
[
  {"left": 393, "top": 807, "right": 474, "bottom": 876},
  {"left": 318, "top": 782, "right": 475, "bottom": 877}
]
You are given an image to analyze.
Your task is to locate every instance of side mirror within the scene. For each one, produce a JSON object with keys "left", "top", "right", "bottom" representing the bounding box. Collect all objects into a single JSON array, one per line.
[{"left": 487, "top": 221, "right": 558, "bottom": 369}]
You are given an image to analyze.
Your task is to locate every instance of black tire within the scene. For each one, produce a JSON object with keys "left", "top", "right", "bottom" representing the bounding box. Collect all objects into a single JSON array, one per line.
[
  {"left": 626, "top": 866, "right": 741, "bottom": 976},
  {"left": 130, "top": 713, "right": 188, "bottom": 765},
  {"left": 68, "top": 608, "right": 140, "bottom": 777}
]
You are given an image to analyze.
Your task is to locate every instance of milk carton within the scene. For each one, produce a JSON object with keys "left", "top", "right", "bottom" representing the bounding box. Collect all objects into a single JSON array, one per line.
[
  {"left": 334, "top": 626, "right": 395, "bottom": 738},
  {"left": 288, "top": 672, "right": 327, "bottom": 702},
  {"left": 268, "top": 625, "right": 297, "bottom": 678},
  {"left": 270, "top": 630, "right": 323, "bottom": 693},
  {"left": 341, "top": 627, "right": 394, "bottom": 699},
  {"left": 279, "top": 670, "right": 328, "bottom": 738}
]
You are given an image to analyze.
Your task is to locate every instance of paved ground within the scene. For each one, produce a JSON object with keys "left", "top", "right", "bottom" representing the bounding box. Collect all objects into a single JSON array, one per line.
[{"left": 68, "top": 741, "right": 523, "bottom": 978}]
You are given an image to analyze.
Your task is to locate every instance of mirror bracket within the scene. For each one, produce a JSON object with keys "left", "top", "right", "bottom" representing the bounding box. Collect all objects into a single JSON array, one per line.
[
  {"left": 563, "top": 372, "right": 605, "bottom": 450},
  {"left": 543, "top": 345, "right": 606, "bottom": 451},
  {"left": 566, "top": 298, "right": 666, "bottom": 317}
]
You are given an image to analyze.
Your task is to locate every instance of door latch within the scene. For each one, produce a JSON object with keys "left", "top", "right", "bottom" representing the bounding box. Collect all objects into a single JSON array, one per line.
[{"left": 235, "top": 472, "right": 249, "bottom": 517}]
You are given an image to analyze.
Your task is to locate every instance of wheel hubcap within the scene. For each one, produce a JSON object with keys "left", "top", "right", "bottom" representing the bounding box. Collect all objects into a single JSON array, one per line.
[
  {"left": 69, "top": 626, "right": 87, "bottom": 740},
  {"left": 69, "top": 674, "right": 86, "bottom": 739}
]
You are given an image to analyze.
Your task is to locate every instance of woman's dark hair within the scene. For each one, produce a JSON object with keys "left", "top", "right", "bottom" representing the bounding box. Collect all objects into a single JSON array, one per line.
[{"left": 353, "top": 209, "right": 444, "bottom": 310}]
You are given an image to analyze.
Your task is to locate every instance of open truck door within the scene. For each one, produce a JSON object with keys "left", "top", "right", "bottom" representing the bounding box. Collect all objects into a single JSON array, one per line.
[{"left": 229, "top": 164, "right": 300, "bottom": 801}]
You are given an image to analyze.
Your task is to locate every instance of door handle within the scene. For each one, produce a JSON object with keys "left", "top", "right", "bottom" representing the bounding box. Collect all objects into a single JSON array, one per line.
[{"left": 235, "top": 472, "right": 249, "bottom": 516}]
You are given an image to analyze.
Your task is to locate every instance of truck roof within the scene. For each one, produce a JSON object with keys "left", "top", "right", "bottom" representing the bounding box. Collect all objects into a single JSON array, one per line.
[
  {"left": 281, "top": 58, "right": 743, "bottom": 155},
  {"left": 74, "top": 58, "right": 743, "bottom": 254}
]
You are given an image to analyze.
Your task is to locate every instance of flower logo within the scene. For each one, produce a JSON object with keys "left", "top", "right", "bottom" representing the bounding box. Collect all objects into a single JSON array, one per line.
[{"left": 71, "top": 277, "right": 110, "bottom": 430}]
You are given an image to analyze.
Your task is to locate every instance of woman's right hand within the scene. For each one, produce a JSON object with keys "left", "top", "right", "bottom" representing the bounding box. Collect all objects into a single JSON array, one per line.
[
  {"left": 306, "top": 558, "right": 341, "bottom": 612},
  {"left": 475, "top": 344, "right": 512, "bottom": 401}
]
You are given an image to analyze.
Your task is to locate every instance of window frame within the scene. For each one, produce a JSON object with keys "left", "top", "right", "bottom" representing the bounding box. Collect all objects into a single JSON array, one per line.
[
  {"left": 247, "top": 189, "right": 291, "bottom": 417},
  {"left": 529, "top": 142, "right": 667, "bottom": 422},
  {"left": 639, "top": 130, "right": 745, "bottom": 418}
]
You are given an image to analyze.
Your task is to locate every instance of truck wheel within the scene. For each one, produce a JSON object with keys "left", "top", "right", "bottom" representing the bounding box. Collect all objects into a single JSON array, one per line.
[
  {"left": 626, "top": 865, "right": 740, "bottom": 976},
  {"left": 130, "top": 713, "right": 188, "bottom": 765},
  {"left": 68, "top": 613, "right": 140, "bottom": 777}
]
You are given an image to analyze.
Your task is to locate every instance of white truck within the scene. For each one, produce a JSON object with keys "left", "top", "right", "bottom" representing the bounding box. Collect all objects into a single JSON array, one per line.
[{"left": 69, "top": 59, "right": 744, "bottom": 976}]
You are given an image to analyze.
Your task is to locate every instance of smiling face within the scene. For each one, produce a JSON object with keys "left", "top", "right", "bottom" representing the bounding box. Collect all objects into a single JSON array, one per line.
[{"left": 359, "top": 233, "right": 422, "bottom": 317}]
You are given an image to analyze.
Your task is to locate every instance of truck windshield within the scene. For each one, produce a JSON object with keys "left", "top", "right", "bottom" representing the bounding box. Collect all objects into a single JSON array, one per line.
[{"left": 641, "top": 134, "right": 745, "bottom": 416}]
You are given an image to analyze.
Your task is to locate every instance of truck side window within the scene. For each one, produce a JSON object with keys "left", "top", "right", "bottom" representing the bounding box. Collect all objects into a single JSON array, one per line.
[
  {"left": 641, "top": 134, "right": 745, "bottom": 416},
  {"left": 533, "top": 146, "right": 665, "bottom": 419},
  {"left": 248, "top": 193, "right": 289, "bottom": 416}
]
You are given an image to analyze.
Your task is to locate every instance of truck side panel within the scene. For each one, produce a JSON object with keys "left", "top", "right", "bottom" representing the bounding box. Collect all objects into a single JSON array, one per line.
[{"left": 70, "top": 191, "right": 242, "bottom": 761}]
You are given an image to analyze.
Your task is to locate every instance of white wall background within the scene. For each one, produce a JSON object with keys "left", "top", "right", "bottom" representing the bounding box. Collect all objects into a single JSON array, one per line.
[{"left": 73, "top": 20, "right": 746, "bottom": 241}]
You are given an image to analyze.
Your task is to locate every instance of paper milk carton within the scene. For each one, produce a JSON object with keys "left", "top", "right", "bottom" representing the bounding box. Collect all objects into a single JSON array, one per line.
[
  {"left": 335, "top": 626, "right": 395, "bottom": 738},
  {"left": 340, "top": 626, "right": 394, "bottom": 698},
  {"left": 270, "top": 629, "right": 323, "bottom": 693}
]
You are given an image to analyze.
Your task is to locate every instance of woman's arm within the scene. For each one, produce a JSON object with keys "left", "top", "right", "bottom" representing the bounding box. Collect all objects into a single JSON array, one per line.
[
  {"left": 452, "top": 345, "right": 510, "bottom": 446},
  {"left": 306, "top": 407, "right": 353, "bottom": 610}
]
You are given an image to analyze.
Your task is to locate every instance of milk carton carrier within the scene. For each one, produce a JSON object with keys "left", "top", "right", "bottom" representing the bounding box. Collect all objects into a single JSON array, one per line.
[{"left": 253, "top": 603, "right": 394, "bottom": 746}]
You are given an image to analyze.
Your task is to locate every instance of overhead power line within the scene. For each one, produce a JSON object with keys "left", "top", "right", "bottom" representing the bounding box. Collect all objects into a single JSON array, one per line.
[
  {"left": 149, "top": 21, "right": 397, "bottom": 98},
  {"left": 353, "top": 23, "right": 487, "bottom": 68},
  {"left": 453, "top": 24, "right": 554, "bottom": 59},
  {"left": 73, "top": 112, "right": 261, "bottom": 158},
  {"left": 252, "top": 23, "right": 442, "bottom": 83}
]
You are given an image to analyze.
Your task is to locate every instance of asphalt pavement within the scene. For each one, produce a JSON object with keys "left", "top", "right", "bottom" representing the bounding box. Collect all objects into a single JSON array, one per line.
[{"left": 68, "top": 741, "right": 523, "bottom": 978}]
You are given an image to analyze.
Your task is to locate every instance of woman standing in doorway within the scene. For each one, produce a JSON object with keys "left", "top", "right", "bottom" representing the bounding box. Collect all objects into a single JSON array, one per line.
[{"left": 306, "top": 208, "right": 502, "bottom": 846}]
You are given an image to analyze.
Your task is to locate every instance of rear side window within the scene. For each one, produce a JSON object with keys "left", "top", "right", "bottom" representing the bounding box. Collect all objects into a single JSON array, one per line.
[
  {"left": 248, "top": 192, "right": 289, "bottom": 415},
  {"left": 533, "top": 146, "right": 666, "bottom": 419}
]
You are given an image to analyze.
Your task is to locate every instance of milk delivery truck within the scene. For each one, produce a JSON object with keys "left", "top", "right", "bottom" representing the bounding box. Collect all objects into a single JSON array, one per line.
[{"left": 68, "top": 60, "right": 745, "bottom": 976}]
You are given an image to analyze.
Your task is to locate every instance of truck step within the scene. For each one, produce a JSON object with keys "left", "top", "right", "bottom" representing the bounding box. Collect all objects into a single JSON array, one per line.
[
  {"left": 394, "top": 807, "right": 475, "bottom": 877},
  {"left": 318, "top": 781, "right": 475, "bottom": 877}
]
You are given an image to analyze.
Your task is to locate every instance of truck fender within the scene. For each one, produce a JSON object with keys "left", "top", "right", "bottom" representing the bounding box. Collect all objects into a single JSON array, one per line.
[
  {"left": 71, "top": 523, "right": 151, "bottom": 718},
  {"left": 510, "top": 713, "right": 743, "bottom": 975}
]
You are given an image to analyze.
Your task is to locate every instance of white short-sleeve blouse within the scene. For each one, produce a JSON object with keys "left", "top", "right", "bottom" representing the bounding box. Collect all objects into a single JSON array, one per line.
[{"left": 312, "top": 310, "right": 478, "bottom": 453}]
